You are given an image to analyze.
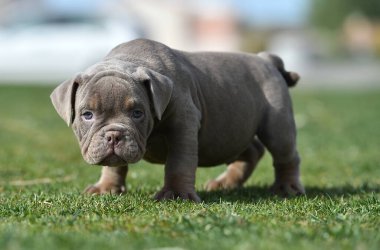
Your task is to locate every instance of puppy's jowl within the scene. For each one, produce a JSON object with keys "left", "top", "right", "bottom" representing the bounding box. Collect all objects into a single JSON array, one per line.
[{"left": 51, "top": 39, "right": 305, "bottom": 201}]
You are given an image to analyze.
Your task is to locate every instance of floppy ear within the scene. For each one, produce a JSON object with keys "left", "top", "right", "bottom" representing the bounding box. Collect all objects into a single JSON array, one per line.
[
  {"left": 133, "top": 67, "right": 174, "bottom": 120},
  {"left": 50, "top": 75, "right": 81, "bottom": 126}
]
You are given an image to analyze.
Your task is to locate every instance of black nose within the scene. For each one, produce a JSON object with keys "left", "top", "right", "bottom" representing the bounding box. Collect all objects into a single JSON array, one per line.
[{"left": 105, "top": 131, "right": 123, "bottom": 146}]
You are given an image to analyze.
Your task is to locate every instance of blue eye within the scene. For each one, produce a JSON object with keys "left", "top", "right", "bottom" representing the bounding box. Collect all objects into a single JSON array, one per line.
[
  {"left": 132, "top": 110, "right": 144, "bottom": 119},
  {"left": 82, "top": 111, "right": 93, "bottom": 120}
]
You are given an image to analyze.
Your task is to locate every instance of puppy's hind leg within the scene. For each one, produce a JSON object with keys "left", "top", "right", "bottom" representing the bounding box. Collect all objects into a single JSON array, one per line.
[
  {"left": 205, "top": 139, "right": 264, "bottom": 191},
  {"left": 84, "top": 166, "right": 128, "bottom": 195},
  {"left": 257, "top": 107, "right": 305, "bottom": 197}
]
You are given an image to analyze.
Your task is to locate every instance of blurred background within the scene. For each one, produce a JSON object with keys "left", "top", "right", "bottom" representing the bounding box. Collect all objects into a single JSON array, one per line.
[{"left": 0, "top": 0, "right": 380, "bottom": 88}]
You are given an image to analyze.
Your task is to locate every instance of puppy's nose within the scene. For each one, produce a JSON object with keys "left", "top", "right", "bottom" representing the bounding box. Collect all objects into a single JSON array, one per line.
[{"left": 105, "top": 131, "right": 123, "bottom": 146}]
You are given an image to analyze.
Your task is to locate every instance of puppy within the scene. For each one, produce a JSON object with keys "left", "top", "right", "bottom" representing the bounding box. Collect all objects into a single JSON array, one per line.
[{"left": 51, "top": 39, "right": 305, "bottom": 201}]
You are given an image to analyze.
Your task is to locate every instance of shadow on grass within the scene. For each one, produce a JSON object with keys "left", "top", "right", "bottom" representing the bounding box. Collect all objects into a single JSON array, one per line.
[{"left": 199, "top": 183, "right": 380, "bottom": 203}]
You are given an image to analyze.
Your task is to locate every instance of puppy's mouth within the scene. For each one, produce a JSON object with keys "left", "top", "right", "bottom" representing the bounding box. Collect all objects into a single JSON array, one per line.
[
  {"left": 99, "top": 146, "right": 141, "bottom": 167},
  {"left": 99, "top": 151, "right": 127, "bottom": 167}
]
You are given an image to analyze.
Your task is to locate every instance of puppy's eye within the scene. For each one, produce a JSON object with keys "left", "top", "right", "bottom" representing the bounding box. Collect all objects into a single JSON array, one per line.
[
  {"left": 131, "top": 110, "right": 144, "bottom": 120},
  {"left": 82, "top": 111, "right": 94, "bottom": 120}
]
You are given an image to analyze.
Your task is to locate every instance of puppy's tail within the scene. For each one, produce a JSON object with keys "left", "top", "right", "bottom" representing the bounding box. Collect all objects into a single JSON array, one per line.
[{"left": 258, "top": 52, "right": 300, "bottom": 87}]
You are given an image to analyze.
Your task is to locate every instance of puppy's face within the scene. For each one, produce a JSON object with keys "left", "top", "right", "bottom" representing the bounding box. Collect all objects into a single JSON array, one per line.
[
  {"left": 51, "top": 63, "right": 174, "bottom": 167},
  {"left": 72, "top": 76, "right": 154, "bottom": 166}
]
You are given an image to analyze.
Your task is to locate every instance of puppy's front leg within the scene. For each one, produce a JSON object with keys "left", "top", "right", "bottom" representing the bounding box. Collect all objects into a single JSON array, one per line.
[
  {"left": 84, "top": 166, "right": 128, "bottom": 195},
  {"left": 154, "top": 128, "right": 201, "bottom": 202}
]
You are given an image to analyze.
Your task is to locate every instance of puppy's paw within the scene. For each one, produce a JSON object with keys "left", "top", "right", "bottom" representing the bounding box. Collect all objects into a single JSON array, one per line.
[
  {"left": 83, "top": 183, "right": 126, "bottom": 195},
  {"left": 270, "top": 180, "right": 305, "bottom": 197},
  {"left": 153, "top": 188, "right": 201, "bottom": 203},
  {"left": 205, "top": 178, "right": 239, "bottom": 191}
]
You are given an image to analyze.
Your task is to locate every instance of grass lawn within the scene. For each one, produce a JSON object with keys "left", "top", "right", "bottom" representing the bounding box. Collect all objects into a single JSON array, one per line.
[{"left": 0, "top": 85, "right": 379, "bottom": 250}]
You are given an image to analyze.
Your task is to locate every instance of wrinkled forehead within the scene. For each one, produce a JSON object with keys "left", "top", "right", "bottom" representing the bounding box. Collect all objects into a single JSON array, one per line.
[{"left": 77, "top": 76, "right": 144, "bottom": 112}]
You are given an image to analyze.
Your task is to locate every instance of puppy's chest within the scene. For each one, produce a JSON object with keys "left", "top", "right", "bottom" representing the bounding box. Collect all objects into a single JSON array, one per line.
[{"left": 143, "top": 131, "right": 168, "bottom": 164}]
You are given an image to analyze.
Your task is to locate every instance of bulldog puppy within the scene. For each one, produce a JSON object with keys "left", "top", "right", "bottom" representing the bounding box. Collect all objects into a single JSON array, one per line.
[{"left": 51, "top": 39, "right": 305, "bottom": 202}]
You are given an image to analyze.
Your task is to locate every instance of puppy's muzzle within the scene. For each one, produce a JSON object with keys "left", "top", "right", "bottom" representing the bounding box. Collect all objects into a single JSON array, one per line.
[{"left": 102, "top": 124, "right": 143, "bottom": 165}]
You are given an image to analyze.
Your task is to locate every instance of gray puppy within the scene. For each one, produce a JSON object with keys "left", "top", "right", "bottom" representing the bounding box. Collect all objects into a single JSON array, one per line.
[{"left": 51, "top": 39, "right": 305, "bottom": 202}]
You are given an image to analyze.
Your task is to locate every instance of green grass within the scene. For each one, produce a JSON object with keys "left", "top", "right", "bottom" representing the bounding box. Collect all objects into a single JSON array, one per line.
[{"left": 0, "top": 85, "right": 379, "bottom": 250}]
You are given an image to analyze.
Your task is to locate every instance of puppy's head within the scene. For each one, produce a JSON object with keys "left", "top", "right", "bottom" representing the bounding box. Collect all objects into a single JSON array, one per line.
[{"left": 51, "top": 61, "right": 173, "bottom": 166}]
